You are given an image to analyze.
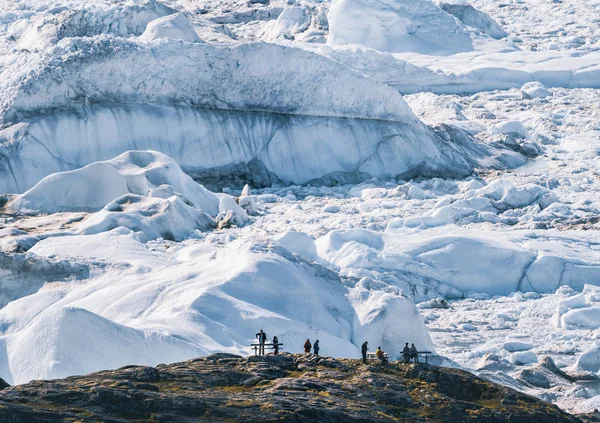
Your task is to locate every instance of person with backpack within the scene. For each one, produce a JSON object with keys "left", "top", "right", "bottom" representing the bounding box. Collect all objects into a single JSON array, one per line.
[
  {"left": 273, "top": 336, "right": 279, "bottom": 355},
  {"left": 361, "top": 341, "right": 368, "bottom": 363},
  {"left": 313, "top": 340, "right": 320, "bottom": 356},
  {"left": 304, "top": 339, "right": 312, "bottom": 354}
]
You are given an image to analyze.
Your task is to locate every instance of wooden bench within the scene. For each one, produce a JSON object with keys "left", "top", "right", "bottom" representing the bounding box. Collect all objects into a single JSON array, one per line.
[
  {"left": 250, "top": 342, "right": 284, "bottom": 356},
  {"left": 401, "top": 351, "right": 435, "bottom": 364}
]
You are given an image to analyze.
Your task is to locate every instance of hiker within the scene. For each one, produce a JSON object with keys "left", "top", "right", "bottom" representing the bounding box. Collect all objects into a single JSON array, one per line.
[
  {"left": 410, "top": 343, "right": 418, "bottom": 363},
  {"left": 313, "top": 340, "right": 320, "bottom": 356},
  {"left": 376, "top": 346, "right": 388, "bottom": 364},
  {"left": 256, "top": 329, "right": 267, "bottom": 355},
  {"left": 361, "top": 341, "right": 368, "bottom": 363},
  {"left": 304, "top": 339, "right": 312, "bottom": 354},
  {"left": 402, "top": 343, "right": 410, "bottom": 364},
  {"left": 273, "top": 336, "right": 279, "bottom": 355}
]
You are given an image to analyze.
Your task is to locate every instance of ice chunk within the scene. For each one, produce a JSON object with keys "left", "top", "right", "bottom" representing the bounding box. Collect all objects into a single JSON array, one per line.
[
  {"left": 521, "top": 82, "right": 553, "bottom": 99},
  {"left": 327, "top": 0, "right": 474, "bottom": 53},
  {"left": 503, "top": 341, "right": 534, "bottom": 352},
  {"left": 574, "top": 347, "right": 600, "bottom": 374},
  {"left": 438, "top": 2, "right": 507, "bottom": 40},
  {"left": 560, "top": 307, "right": 600, "bottom": 330},
  {"left": 323, "top": 204, "right": 340, "bottom": 213},
  {"left": 217, "top": 195, "right": 249, "bottom": 228},
  {"left": 238, "top": 185, "right": 258, "bottom": 215},
  {"left": 490, "top": 121, "right": 530, "bottom": 139},
  {"left": 140, "top": 13, "right": 202, "bottom": 43},
  {"left": 79, "top": 194, "right": 216, "bottom": 241},
  {"left": 475, "top": 353, "right": 515, "bottom": 371},
  {"left": 266, "top": 6, "right": 311, "bottom": 40},
  {"left": 515, "top": 356, "right": 574, "bottom": 389},
  {"left": 274, "top": 231, "right": 320, "bottom": 262},
  {"left": 9, "top": 151, "right": 219, "bottom": 215},
  {"left": 510, "top": 351, "right": 538, "bottom": 366}
]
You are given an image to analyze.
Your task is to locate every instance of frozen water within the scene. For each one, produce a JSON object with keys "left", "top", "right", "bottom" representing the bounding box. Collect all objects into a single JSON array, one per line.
[{"left": 0, "top": 0, "right": 599, "bottom": 414}]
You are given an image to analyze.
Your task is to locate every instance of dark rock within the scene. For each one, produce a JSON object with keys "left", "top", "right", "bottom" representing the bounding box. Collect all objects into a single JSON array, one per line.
[
  {"left": 119, "top": 366, "right": 161, "bottom": 383},
  {"left": 0, "top": 355, "right": 582, "bottom": 422},
  {"left": 425, "top": 372, "right": 439, "bottom": 383}
]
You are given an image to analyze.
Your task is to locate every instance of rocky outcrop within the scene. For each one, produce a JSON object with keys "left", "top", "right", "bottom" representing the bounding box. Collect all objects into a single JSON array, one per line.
[{"left": 0, "top": 354, "right": 582, "bottom": 422}]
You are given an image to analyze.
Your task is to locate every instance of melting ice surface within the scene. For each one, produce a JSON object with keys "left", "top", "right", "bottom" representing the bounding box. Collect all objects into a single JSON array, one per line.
[{"left": 0, "top": 0, "right": 599, "bottom": 414}]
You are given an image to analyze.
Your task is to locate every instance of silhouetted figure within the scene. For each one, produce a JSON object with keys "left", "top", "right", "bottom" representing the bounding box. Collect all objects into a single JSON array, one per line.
[
  {"left": 304, "top": 339, "right": 312, "bottom": 354},
  {"left": 313, "top": 340, "right": 320, "bottom": 356},
  {"left": 256, "top": 329, "right": 267, "bottom": 355},
  {"left": 273, "top": 336, "right": 279, "bottom": 355},
  {"left": 410, "top": 343, "right": 418, "bottom": 363},
  {"left": 361, "top": 341, "right": 368, "bottom": 363},
  {"left": 402, "top": 343, "right": 410, "bottom": 364}
]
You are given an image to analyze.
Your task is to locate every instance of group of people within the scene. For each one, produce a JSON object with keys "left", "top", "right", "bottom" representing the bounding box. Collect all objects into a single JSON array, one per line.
[
  {"left": 256, "top": 330, "right": 321, "bottom": 356},
  {"left": 361, "top": 341, "right": 420, "bottom": 364},
  {"left": 402, "top": 342, "right": 420, "bottom": 363},
  {"left": 257, "top": 330, "right": 419, "bottom": 363},
  {"left": 303, "top": 339, "right": 320, "bottom": 355}
]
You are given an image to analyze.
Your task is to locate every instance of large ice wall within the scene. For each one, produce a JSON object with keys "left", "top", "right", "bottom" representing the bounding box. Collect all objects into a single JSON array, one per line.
[{"left": 0, "top": 37, "right": 504, "bottom": 193}]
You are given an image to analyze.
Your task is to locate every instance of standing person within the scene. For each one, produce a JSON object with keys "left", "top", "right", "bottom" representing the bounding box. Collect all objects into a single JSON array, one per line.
[
  {"left": 304, "top": 339, "right": 312, "bottom": 353},
  {"left": 402, "top": 343, "right": 411, "bottom": 364},
  {"left": 273, "top": 336, "right": 279, "bottom": 355},
  {"left": 313, "top": 340, "right": 320, "bottom": 356},
  {"left": 361, "top": 341, "right": 368, "bottom": 363},
  {"left": 256, "top": 329, "right": 267, "bottom": 355},
  {"left": 410, "top": 343, "right": 418, "bottom": 363}
]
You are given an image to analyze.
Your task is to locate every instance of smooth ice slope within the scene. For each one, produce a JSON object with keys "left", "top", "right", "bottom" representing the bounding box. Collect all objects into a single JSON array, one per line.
[
  {"left": 0, "top": 239, "right": 433, "bottom": 384},
  {"left": 317, "top": 226, "right": 600, "bottom": 300}
]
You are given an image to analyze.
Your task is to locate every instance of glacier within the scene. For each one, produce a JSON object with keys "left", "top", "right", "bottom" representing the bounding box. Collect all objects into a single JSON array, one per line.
[{"left": 0, "top": 0, "right": 600, "bottom": 416}]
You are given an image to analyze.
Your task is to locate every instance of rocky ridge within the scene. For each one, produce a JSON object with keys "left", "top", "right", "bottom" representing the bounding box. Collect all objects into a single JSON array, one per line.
[{"left": 0, "top": 353, "right": 586, "bottom": 422}]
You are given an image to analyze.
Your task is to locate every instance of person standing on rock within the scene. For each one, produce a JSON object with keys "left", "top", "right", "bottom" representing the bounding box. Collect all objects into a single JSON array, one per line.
[
  {"left": 402, "top": 343, "right": 411, "bottom": 364},
  {"left": 304, "top": 339, "right": 312, "bottom": 354},
  {"left": 273, "top": 336, "right": 279, "bottom": 355},
  {"left": 410, "top": 343, "right": 418, "bottom": 363},
  {"left": 361, "top": 341, "right": 368, "bottom": 363},
  {"left": 313, "top": 340, "right": 320, "bottom": 356},
  {"left": 256, "top": 329, "right": 267, "bottom": 355}
]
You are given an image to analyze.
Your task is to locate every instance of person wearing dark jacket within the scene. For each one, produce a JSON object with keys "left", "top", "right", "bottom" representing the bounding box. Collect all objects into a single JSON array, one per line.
[
  {"left": 402, "top": 343, "right": 410, "bottom": 364},
  {"left": 313, "top": 340, "right": 320, "bottom": 356},
  {"left": 409, "top": 343, "right": 418, "bottom": 363},
  {"left": 361, "top": 341, "right": 368, "bottom": 363},
  {"left": 304, "top": 339, "right": 312, "bottom": 353},
  {"left": 256, "top": 329, "right": 267, "bottom": 355},
  {"left": 273, "top": 336, "right": 279, "bottom": 355}
]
